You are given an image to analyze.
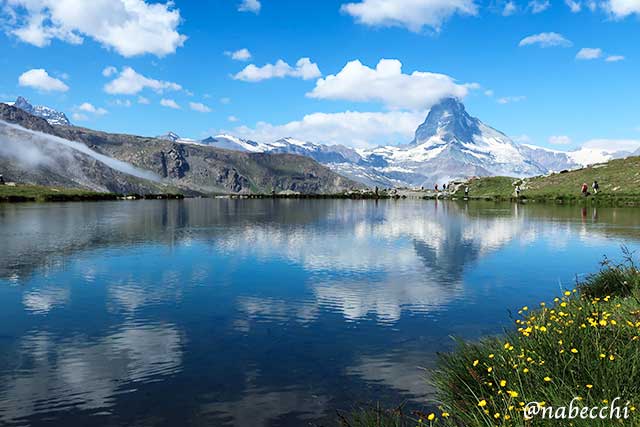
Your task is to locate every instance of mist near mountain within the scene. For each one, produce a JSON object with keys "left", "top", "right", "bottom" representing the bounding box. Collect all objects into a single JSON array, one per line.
[
  {"left": 0, "top": 103, "right": 361, "bottom": 195},
  {"left": 0, "top": 120, "right": 161, "bottom": 182}
]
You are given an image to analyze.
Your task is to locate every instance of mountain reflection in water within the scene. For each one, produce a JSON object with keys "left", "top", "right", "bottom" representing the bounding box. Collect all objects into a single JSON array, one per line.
[{"left": 0, "top": 199, "right": 639, "bottom": 427}]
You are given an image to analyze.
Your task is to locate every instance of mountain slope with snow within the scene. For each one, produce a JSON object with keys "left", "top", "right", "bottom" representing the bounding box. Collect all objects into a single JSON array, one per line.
[
  {"left": 7, "top": 97, "right": 71, "bottom": 126},
  {"left": 201, "top": 98, "right": 637, "bottom": 187}
]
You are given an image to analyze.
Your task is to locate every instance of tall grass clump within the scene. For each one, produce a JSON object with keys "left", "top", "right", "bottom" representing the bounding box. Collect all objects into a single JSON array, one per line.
[
  {"left": 430, "top": 253, "right": 640, "bottom": 426},
  {"left": 579, "top": 249, "right": 639, "bottom": 299}
]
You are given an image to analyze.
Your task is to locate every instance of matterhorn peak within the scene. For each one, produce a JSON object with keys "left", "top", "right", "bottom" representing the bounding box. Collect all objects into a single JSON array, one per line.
[{"left": 411, "top": 97, "right": 480, "bottom": 145}]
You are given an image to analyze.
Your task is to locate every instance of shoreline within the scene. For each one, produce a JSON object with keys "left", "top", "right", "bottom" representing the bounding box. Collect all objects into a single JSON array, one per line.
[{"left": 2, "top": 184, "right": 639, "bottom": 206}]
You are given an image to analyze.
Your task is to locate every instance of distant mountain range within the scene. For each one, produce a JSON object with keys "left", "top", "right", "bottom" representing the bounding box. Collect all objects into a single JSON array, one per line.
[
  {"left": 158, "top": 98, "right": 635, "bottom": 187},
  {"left": 2, "top": 96, "right": 636, "bottom": 191},
  {"left": 0, "top": 103, "right": 361, "bottom": 195}
]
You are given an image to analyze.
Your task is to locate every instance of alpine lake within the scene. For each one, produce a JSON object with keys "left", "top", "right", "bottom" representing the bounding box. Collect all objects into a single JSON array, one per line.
[{"left": 1, "top": 198, "right": 639, "bottom": 427}]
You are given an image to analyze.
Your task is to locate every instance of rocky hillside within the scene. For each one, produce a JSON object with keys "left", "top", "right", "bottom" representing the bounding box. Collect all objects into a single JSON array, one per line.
[{"left": 0, "top": 104, "right": 361, "bottom": 195}]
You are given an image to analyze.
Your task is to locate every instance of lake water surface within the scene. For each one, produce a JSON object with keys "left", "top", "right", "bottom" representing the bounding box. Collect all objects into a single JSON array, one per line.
[{"left": 1, "top": 199, "right": 639, "bottom": 427}]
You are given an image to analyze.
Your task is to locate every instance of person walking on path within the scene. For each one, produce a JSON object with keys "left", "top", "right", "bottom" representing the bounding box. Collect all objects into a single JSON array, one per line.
[
  {"left": 592, "top": 180, "right": 599, "bottom": 194},
  {"left": 581, "top": 182, "right": 589, "bottom": 197}
]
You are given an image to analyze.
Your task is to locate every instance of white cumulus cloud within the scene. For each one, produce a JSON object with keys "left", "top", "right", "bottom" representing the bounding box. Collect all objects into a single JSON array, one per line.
[
  {"left": 3, "top": 0, "right": 187, "bottom": 57},
  {"left": 529, "top": 0, "right": 551, "bottom": 13},
  {"left": 238, "top": 0, "right": 261, "bottom": 13},
  {"left": 225, "top": 48, "right": 252, "bottom": 61},
  {"left": 160, "top": 99, "right": 180, "bottom": 109},
  {"left": 340, "top": 0, "right": 477, "bottom": 32},
  {"left": 549, "top": 135, "right": 572, "bottom": 145},
  {"left": 307, "top": 59, "right": 472, "bottom": 110},
  {"left": 229, "top": 110, "right": 426, "bottom": 148},
  {"left": 189, "top": 102, "right": 212, "bottom": 113},
  {"left": 78, "top": 102, "right": 108, "bottom": 115},
  {"left": 519, "top": 32, "right": 573, "bottom": 47},
  {"left": 576, "top": 47, "right": 603, "bottom": 59},
  {"left": 102, "top": 66, "right": 117, "bottom": 77},
  {"left": 604, "top": 0, "right": 640, "bottom": 17},
  {"left": 104, "top": 67, "right": 182, "bottom": 95},
  {"left": 605, "top": 55, "right": 625, "bottom": 62},
  {"left": 233, "top": 58, "right": 321, "bottom": 82},
  {"left": 18, "top": 69, "right": 69, "bottom": 92}
]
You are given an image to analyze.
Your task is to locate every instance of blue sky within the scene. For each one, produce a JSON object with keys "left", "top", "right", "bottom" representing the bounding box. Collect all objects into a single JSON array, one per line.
[{"left": 0, "top": 0, "right": 639, "bottom": 151}]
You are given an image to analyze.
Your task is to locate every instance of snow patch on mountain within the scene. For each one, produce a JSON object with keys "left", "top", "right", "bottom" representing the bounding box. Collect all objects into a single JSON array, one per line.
[
  {"left": 8, "top": 97, "right": 71, "bottom": 126},
  {"left": 157, "top": 98, "right": 637, "bottom": 188}
]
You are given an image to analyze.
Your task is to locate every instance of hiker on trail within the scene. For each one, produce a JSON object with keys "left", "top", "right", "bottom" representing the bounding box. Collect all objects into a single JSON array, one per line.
[
  {"left": 592, "top": 180, "right": 599, "bottom": 194},
  {"left": 581, "top": 182, "right": 589, "bottom": 197},
  {"left": 515, "top": 185, "right": 521, "bottom": 198},
  {"left": 464, "top": 186, "right": 469, "bottom": 198},
  {"left": 435, "top": 184, "right": 439, "bottom": 192},
  {"left": 0, "top": 175, "right": 4, "bottom": 185},
  {"left": 443, "top": 183, "right": 448, "bottom": 191}
]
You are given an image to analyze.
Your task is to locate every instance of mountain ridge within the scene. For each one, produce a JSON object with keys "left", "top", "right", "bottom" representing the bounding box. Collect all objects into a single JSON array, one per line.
[
  {"left": 4, "top": 97, "right": 636, "bottom": 190},
  {"left": 183, "top": 98, "right": 634, "bottom": 187},
  {"left": 0, "top": 104, "right": 362, "bottom": 195}
]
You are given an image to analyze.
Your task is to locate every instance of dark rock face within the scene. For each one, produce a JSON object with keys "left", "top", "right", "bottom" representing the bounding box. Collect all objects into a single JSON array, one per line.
[{"left": 163, "top": 145, "right": 190, "bottom": 179}]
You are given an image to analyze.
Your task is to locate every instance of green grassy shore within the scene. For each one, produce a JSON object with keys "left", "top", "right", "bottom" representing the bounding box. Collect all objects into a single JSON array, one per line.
[
  {"left": 342, "top": 253, "right": 640, "bottom": 426},
  {"left": 0, "top": 184, "right": 183, "bottom": 203},
  {"left": 453, "top": 156, "right": 640, "bottom": 206}
]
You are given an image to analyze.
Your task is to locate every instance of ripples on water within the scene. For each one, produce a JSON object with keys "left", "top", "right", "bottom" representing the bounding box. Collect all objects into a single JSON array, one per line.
[{"left": 0, "top": 199, "right": 639, "bottom": 426}]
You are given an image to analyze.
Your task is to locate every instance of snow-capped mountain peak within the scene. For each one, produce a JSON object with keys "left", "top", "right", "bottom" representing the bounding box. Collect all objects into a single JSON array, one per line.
[
  {"left": 150, "top": 98, "right": 635, "bottom": 188},
  {"left": 11, "top": 96, "right": 71, "bottom": 126},
  {"left": 201, "top": 134, "right": 271, "bottom": 152},
  {"left": 412, "top": 97, "right": 481, "bottom": 145}
]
